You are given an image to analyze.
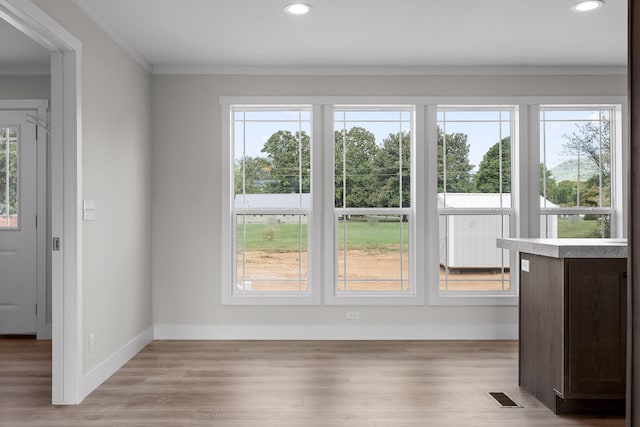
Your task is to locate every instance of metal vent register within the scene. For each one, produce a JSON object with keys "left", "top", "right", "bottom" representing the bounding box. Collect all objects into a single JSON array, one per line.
[{"left": 489, "top": 392, "right": 522, "bottom": 408}]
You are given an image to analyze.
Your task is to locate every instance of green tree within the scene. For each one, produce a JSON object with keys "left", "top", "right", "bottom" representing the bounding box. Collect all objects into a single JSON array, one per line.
[
  {"left": 334, "top": 127, "right": 379, "bottom": 207},
  {"left": 371, "top": 131, "right": 411, "bottom": 207},
  {"left": 474, "top": 137, "right": 511, "bottom": 193},
  {"left": 555, "top": 180, "right": 578, "bottom": 206},
  {"left": 234, "top": 156, "right": 272, "bottom": 195},
  {"left": 540, "top": 163, "right": 558, "bottom": 203},
  {"left": 562, "top": 118, "right": 611, "bottom": 207},
  {"left": 437, "top": 128, "right": 474, "bottom": 193},
  {"left": 261, "top": 130, "right": 311, "bottom": 194},
  {"left": 582, "top": 173, "right": 610, "bottom": 207},
  {"left": 0, "top": 135, "right": 18, "bottom": 216}
]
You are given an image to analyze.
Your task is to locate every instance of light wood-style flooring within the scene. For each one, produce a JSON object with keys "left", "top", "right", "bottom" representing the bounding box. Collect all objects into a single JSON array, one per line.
[{"left": 0, "top": 338, "right": 625, "bottom": 426}]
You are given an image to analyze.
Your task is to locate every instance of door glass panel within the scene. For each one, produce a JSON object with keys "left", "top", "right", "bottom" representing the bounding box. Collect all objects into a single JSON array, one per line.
[{"left": 0, "top": 127, "right": 18, "bottom": 229}]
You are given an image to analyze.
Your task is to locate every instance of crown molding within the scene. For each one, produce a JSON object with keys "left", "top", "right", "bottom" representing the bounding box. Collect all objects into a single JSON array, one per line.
[
  {"left": 72, "top": 0, "right": 151, "bottom": 73},
  {"left": 152, "top": 64, "right": 627, "bottom": 76}
]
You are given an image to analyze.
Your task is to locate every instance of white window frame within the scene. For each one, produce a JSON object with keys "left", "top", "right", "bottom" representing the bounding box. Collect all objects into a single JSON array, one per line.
[
  {"left": 538, "top": 104, "right": 624, "bottom": 238},
  {"left": 221, "top": 103, "right": 322, "bottom": 305},
  {"left": 431, "top": 105, "right": 518, "bottom": 304},
  {"left": 324, "top": 105, "right": 423, "bottom": 306},
  {"left": 426, "top": 96, "right": 626, "bottom": 306},
  {"left": 220, "top": 96, "right": 626, "bottom": 307}
]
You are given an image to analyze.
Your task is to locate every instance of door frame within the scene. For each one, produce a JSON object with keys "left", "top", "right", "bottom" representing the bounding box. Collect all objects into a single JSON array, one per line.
[
  {"left": 0, "top": 99, "right": 47, "bottom": 338},
  {"left": 0, "top": 0, "right": 83, "bottom": 404}
]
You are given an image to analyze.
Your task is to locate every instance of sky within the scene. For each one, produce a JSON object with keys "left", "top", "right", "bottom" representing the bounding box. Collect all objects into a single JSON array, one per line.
[{"left": 233, "top": 108, "right": 612, "bottom": 173}]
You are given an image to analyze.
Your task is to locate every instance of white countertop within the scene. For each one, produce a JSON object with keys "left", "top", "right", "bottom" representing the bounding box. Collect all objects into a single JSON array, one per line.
[{"left": 496, "top": 238, "right": 627, "bottom": 258}]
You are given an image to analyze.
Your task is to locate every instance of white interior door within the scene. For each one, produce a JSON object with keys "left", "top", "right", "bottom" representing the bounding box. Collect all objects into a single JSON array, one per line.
[{"left": 0, "top": 110, "right": 38, "bottom": 334}]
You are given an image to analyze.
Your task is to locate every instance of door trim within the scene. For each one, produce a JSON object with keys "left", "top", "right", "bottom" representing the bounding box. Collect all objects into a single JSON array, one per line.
[
  {"left": 0, "top": 99, "right": 48, "bottom": 338},
  {"left": 0, "top": 0, "right": 83, "bottom": 405}
]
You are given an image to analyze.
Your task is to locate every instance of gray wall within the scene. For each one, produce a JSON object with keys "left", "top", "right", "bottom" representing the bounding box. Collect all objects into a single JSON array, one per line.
[
  {"left": 151, "top": 74, "right": 626, "bottom": 336},
  {"left": 34, "top": 0, "right": 152, "bottom": 373},
  {"left": 0, "top": 75, "right": 50, "bottom": 99}
]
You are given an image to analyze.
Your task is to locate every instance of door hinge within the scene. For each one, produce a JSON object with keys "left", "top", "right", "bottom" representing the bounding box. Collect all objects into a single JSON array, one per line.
[
  {"left": 35, "top": 304, "right": 38, "bottom": 315},
  {"left": 53, "top": 237, "right": 60, "bottom": 251},
  {"left": 35, "top": 215, "right": 38, "bottom": 228}
]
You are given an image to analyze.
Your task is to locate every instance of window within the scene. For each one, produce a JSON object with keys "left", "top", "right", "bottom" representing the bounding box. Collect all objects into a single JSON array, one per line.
[
  {"left": 222, "top": 101, "right": 422, "bottom": 305},
  {"left": 331, "top": 107, "right": 414, "bottom": 298},
  {"left": 540, "top": 106, "right": 617, "bottom": 238},
  {"left": 0, "top": 126, "right": 18, "bottom": 229},
  {"left": 436, "top": 107, "right": 514, "bottom": 295},
  {"left": 231, "top": 106, "right": 314, "bottom": 298},
  {"left": 221, "top": 97, "right": 625, "bottom": 306}
]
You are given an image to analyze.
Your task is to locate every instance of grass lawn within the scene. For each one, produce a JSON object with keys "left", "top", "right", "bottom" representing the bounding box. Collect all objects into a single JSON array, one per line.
[
  {"left": 557, "top": 217, "right": 607, "bottom": 238},
  {"left": 237, "top": 218, "right": 409, "bottom": 252},
  {"left": 237, "top": 216, "right": 607, "bottom": 253}
]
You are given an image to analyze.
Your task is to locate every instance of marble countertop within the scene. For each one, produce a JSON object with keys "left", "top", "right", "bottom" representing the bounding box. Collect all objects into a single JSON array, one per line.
[{"left": 496, "top": 238, "right": 628, "bottom": 258}]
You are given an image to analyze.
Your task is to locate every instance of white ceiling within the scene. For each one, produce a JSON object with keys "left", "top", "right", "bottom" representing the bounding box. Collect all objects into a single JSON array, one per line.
[
  {"left": 75, "top": 0, "right": 627, "bottom": 74},
  {"left": 1, "top": 0, "right": 628, "bottom": 75},
  {"left": 0, "top": 18, "right": 50, "bottom": 73}
]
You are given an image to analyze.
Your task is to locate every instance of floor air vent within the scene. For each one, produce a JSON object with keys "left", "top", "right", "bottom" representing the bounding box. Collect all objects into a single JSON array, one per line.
[{"left": 489, "top": 392, "right": 522, "bottom": 408}]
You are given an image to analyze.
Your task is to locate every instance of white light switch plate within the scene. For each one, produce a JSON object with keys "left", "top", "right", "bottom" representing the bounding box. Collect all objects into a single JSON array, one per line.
[{"left": 83, "top": 200, "right": 96, "bottom": 221}]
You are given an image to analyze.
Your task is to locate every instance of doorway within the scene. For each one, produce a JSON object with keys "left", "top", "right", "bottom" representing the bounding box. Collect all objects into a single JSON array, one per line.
[
  {"left": 0, "top": 0, "right": 82, "bottom": 404},
  {"left": 0, "top": 101, "right": 47, "bottom": 337}
]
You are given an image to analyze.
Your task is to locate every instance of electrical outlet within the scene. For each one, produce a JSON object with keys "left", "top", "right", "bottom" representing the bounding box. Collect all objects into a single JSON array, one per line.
[
  {"left": 89, "top": 332, "right": 95, "bottom": 353},
  {"left": 346, "top": 311, "right": 359, "bottom": 320}
]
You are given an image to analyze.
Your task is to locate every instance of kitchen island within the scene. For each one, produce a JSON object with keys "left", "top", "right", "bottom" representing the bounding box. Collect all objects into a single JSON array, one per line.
[{"left": 497, "top": 238, "right": 627, "bottom": 415}]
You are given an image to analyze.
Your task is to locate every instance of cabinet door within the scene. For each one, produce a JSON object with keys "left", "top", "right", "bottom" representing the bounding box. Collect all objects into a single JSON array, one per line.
[
  {"left": 519, "top": 254, "right": 563, "bottom": 409},
  {"left": 565, "top": 259, "right": 627, "bottom": 398}
]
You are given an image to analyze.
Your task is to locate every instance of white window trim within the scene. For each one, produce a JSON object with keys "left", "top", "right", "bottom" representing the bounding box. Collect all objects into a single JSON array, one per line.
[
  {"left": 428, "top": 104, "right": 518, "bottom": 306},
  {"left": 538, "top": 104, "right": 624, "bottom": 238},
  {"left": 220, "top": 96, "right": 627, "bottom": 307},
  {"left": 220, "top": 104, "right": 322, "bottom": 305},
  {"left": 425, "top": 97, "right": 626, "bottom": 306},
  {"left": 323, "top": 104, "right": 424, "bottom": 306}
]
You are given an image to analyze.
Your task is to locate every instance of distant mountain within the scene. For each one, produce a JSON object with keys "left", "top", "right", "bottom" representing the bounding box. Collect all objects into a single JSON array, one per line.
[{"left": 549, "top": 158, "right": 600, "bottom": 182}]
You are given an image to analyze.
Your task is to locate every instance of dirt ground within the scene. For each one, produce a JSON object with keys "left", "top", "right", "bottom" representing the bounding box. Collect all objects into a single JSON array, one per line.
[{"left": 236, "top": 250, "right": 510, "bottom": 292}]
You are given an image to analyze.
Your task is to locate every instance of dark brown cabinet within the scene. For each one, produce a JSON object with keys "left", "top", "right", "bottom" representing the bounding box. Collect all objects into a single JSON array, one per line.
[{"left": 519, "top": 254, "right": 626, "bottom": 415}]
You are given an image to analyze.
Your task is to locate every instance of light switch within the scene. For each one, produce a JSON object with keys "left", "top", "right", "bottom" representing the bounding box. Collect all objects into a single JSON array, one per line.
[
  {"left": 521, "top": 259, "right": 530, "bottom": 272},
  {"left": 83, "top": 200, "right": 96, "bottom": 221}
]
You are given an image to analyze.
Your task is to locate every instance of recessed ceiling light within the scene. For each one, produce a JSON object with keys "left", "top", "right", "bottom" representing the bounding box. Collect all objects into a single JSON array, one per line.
[
  {"left": 284, "top": 3, "right": 312, "bottom": 15},
  {"left": 571, "top": 0, "right": 604, "bottom": 12}
]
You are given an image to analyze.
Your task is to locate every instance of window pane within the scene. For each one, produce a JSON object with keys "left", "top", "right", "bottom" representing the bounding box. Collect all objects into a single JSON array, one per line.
[
  {"left": 0, "top": 127, "right": 18, "bottom": 229},
  {"left": 439, "top": 214, "right": 510, "bottom": 292},
  {"left": 234, "top": 109, "right": 311, "bottom": 205},
  {"left": 437, "top": 107, "right": 514, "bottom": 295},
  {"left": 437, "top": 109, "right": 511, "bottom": 196},
  {"left": 542, "top": 214, "right": 611, "bottom": 238},
  {"left": 336, "top": 214, "right": 410, "bottom": 292},
  {"left": 231, "top": 106, "right": 313, "bottom": 298},
  {"left": 235, "top": 214, "right": 308, "bottom": 293},
  {"left": 540, "top": 108, "right": 612, "bottom": 208},
  {"left": 334, "top": 109, "right": 411, "bottom": 208}
]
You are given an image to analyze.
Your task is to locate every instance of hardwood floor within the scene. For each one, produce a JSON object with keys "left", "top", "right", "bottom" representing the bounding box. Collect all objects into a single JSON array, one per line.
[{"left": 0, "top": 338, "right": 625, "bottom": 426}]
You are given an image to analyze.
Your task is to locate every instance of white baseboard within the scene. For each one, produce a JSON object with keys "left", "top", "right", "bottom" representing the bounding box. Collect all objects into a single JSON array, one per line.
[
  {"left": 154, "top": 324, "right": 517, "bottom": 340},
  {"left": 81, "top": 326, "right": 153, "bottom": 401}
]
